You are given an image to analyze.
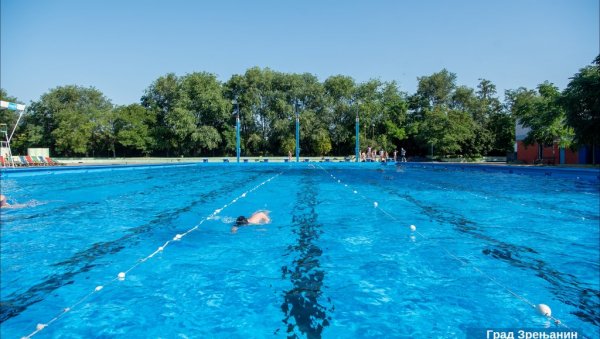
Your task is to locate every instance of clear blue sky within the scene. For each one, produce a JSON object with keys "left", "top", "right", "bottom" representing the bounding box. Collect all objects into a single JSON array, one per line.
[{"left": 1, "top": 0, "right": 598, "bottom": 106}]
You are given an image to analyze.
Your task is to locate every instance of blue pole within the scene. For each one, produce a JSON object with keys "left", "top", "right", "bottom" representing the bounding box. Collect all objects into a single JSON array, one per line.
[
  {"left": 355, "top": 113, "right": 360, "bottom": 162},
  {"left": 295, "top": 105, "right": 300, "bottom": 162},
  {"left": 236, "top": 114, "right": 240, "bottom": 163}
]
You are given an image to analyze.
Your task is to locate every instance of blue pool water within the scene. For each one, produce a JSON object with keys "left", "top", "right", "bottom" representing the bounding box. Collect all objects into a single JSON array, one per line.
[{"left": 1, "top": 163, "right": 598, "bottom": 338}]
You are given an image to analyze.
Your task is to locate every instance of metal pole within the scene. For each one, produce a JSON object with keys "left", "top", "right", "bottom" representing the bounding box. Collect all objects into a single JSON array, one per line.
[
  {"left": 355, "top": 112, "right": 360, "bottom": 162},
  {"left": 233, "top": 99, "right": 240, "bottom": 163},
  {"left": 8, "top": 110, "right": 25, "bottom": 143},
  {"left": 431, "top": 143, "right": 434, "bottom": 160},
  {"left": 236, "top": 112, "right": 240, "bottom": 163},
  {"left": 295, "top": 101, "right": 300, "bottom": 162}
]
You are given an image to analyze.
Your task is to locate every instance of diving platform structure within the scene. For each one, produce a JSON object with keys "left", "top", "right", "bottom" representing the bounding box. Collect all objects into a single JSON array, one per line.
[{"left": 1, "top": 100, "right": 26, "bottom": 167}]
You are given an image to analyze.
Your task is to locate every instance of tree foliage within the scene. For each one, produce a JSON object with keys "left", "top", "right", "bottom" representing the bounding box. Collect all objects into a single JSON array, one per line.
[
  {"left": 3, "top": 59, "right": 597, "bottom": 159},
  {"left": 561, "top": 55, "right": 600, "bottom": 147},
  {"left": 508, "top": 82, "right": 573, "bottom": 148}
]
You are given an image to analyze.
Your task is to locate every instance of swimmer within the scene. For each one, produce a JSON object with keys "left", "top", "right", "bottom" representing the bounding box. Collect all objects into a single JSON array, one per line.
[
  {"left": 231, "top": 210, "right": 271, "bottom": 233},
  {"left": 0, "top": 194, "right": 9, "bottom": 208},
  {"left": 0, "top": 194, "right": 43, "bottom": 209}
]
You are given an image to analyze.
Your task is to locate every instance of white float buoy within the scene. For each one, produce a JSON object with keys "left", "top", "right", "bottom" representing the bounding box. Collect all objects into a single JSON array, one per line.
[
  {"left": 174, "top": 234, "right": 182, "bottom": 241},
  {"left": 118, "top": 272, "right": 126, "bottom": 280},
  {"left": 158, "top": 246, "right": 164, "bottom": 251},
  {"left": 95, "top": 286, "right": 103, "bottom": 292},
  {"left": 536, "top": 304, "right": 551, "bottom": 317},
  {"left": 374, "top": 202, "right": 378, "bottom": 208},
  {"left": 410, "top": 225, "right": 416, "bottom": 232},
  {"left": 36, "top": 323, "right": 46, "bottom": 331}
]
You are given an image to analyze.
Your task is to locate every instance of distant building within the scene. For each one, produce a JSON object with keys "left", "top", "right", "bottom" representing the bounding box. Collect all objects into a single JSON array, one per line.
[{"left": 515, "top": 122, "right": 598, "bottom": 165}]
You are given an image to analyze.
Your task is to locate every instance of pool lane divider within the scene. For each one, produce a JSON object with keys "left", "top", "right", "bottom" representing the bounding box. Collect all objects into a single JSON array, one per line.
[
  {"left": 21, "top": 171, "right": 283, "bottom": 339},
  {"left": 312, "top": 164, "right": 575, "bottom": 333}
]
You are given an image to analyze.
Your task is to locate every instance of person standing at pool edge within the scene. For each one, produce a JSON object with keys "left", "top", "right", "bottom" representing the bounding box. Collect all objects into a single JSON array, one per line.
[
  {"left": 401, "top": 148, "right": 407, "bottom": 162},
  {"left": 231, "top": 210, "right": 271, "bottom": 233}
]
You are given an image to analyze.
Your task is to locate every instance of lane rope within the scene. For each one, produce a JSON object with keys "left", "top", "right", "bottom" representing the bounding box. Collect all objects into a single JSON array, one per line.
[
  {"left": 22, "top": 171, "right": 282, "bottom": 339},
  {"left": 313, "top": 163, "right": 578, "bottom": 333}
]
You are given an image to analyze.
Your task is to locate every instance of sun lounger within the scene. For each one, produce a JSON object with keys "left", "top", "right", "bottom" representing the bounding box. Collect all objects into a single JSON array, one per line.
[
  {"left": 25, "top": 155, "right": 42, "bottom": 166},
  {"left": 44, "top": 156, "right": 61, "bottom": 166},
  {"left": 36, "top": 156, "right": 49, "bottom": 165},
  {"left": 20, "top": 156, "right": 33, "bottom": 166},
  {"left": 10, "top": 156, "right": 26, "bottom": 166}
]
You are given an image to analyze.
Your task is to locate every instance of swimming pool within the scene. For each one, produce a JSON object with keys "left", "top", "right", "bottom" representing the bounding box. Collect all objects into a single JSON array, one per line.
[{"left": 1, "top": 163, "right": 598, "bottom": 338}]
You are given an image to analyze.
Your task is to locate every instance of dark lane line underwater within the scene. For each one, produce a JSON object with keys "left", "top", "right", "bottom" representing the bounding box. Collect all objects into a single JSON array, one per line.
[
  {"left": 279, "top": 169, "right": 333, "bottom": 338},
  {"left": 0, "top": 171, "right": 267, "bottom": 323},
  {"left": 334, "top": 166, "right": 600, "bottom": 328}
]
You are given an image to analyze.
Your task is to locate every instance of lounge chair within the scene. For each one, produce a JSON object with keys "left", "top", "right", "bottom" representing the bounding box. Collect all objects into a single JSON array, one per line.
[
  {"left": 25, "top": 155, "right": 41, "bottom": 166},
  {"left": 20, "top": 156, "right": 34, "bottom": 166},
  {"left": 10, "top": 156, "right": 26, "bottom": 166},
  {"left": 36, "top": 156, "right": 49, "bottom": 165},
  {"left": 44, "top": 156, "right": 61, "bottom": 166}
]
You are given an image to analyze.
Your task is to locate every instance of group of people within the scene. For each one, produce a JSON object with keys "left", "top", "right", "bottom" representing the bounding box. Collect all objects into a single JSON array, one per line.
[{"left": 360, "top": 147, "right": 407, "bottom": 162}]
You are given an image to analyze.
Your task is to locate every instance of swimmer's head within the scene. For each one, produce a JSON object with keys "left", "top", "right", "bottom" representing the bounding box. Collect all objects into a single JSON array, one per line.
[
  {"left": 235, "top": 216, "right": 249, "bottom": 226},
  {"left": 0, "top": 194, "right": 7, "bottom": 207}
]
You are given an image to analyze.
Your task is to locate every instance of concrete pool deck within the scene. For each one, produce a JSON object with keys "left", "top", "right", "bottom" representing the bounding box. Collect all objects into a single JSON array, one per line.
[{"left": 3, "top": 156, "right": 599, "bottom": 167}]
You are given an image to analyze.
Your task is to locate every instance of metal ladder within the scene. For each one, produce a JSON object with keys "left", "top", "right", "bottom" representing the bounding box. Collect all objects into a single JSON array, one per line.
[{"left": 0, "top": 123, "right": 14, "bottom": 167}]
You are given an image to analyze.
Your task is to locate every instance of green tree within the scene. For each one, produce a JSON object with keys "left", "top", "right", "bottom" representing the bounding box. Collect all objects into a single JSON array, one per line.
[
  {"left": 141, "top": 73, "right": 181, "bottom": 156},
  {"left": 487, "top": 110, "right": 515, "bottom": 154},
  {"left": 323, "top": 75, "right": 356, "bottom": 155},
  {"left": 510, "top": 82, "right": 573, "bottom": 150},
  {"left": 381, "top": 81, "right": 408, "bottom": 148},
  {"left": 114, "top": 104, "right": 155, "bottom": 156},
  {"left": 410, "top": 69, "right": 478, "bottom": 157},
  {"left": 413, "top": 69, "right": 457, "bottom": 109},
  {"left": 414, "top": 107, "right": 447, "bottom": 157},
  {"left": 561, "top": 55, "right": 600, "bottom": 152},
  {"left": 25, "top": 85, "right": 112, "bottom": 156},
  {"left": 52, "top": 109, "right": 94, "bottom": 156},
  {"left": 142, "top": 72, "right": 230, "bottom": 156}
]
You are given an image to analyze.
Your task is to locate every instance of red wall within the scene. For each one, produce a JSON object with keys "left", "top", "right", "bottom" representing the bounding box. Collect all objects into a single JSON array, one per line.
[
  {"left": 564, "top": 148, "right": 579, "bottom": 164},
  {"left": 517, "top": 142, "right": 538, "bottom": 164},
  {"left": 517, "top": 142, "right": 579, "bottom": 164}
]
